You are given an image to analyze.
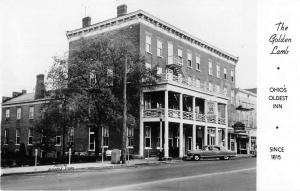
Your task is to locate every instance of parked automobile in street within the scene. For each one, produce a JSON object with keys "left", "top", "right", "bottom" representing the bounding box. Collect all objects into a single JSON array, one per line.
[{"left": 185, "top": 145, "right": 237, "bottom": 161}]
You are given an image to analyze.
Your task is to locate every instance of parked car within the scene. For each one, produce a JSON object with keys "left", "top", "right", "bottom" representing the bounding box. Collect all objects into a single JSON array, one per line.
[{"left": 185, "top": 145, "right": 237, "bottom": 161}]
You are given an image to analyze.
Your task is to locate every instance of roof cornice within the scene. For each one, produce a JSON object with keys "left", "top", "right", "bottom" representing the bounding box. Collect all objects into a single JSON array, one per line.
[{"left": 66, "top": 10, "right": 239, "bottom": 64}]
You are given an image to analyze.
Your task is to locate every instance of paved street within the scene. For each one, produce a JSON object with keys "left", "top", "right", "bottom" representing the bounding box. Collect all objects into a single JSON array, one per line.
[{"left": 1, "top": 158, "right": 256, "bottom": 191}]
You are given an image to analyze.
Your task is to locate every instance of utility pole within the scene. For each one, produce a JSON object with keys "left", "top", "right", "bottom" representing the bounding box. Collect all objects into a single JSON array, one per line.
[{"left": 121, "top": 55, "right": 127, "bottom": 164}]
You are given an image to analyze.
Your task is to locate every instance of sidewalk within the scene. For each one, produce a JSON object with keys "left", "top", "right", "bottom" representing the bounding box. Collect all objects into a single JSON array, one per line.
[
  {"left": 1, "top": 154, "right": 253, "bottom": 176},
  {"left": 0, "top": 158, "right": 172, "bottom": 176}
]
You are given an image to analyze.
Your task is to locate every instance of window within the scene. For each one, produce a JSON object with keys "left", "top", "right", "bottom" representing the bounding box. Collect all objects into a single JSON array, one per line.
[
  {"left": 196, "top": 56, "right": 200, "bottom": 71},
  {"left": 157, "top": 40, "right": 162, "bottom": 57},
  {"left": 231, "top": 70, "right": 234, "bottom": 82},
  {"left": 107, "top": 68, "right": 114, "bottom": 85},
  {"left": 145, "top": 62, "right": 151, "bottom": 69},
  {"left": 177, "top": 49, "right": 183, "bottom": 65},
  {"left": 187, "top": 53, "right": 192, "bottom": 68},
  {"left": 16, "top": 129, "right": 20, "bottom": 145},
  {"left": 89, "top": 128, "right": 95, "bottom": 151},
  {"left": 29, "top": 106, "right": 34, "bottom": 119},
  {"left": 217, "top": 65, "right": 220, "bottom": 78},
  {"left": 196, "top": 79, "right": 200, "bottom": 88},
  {"left": 56, "top": 134, "right": 61, "bottom": 146},
  {"left": 5, "top": 109, "right": 10, "bottom": 119},
  {"left": 231, "top": 90, "right": 235, "bottom": 104},
  {"left": 167, "top": 42, "right": 173, "bottom": 64},
  {"left": 157, "top": 67, "right": 162, "bottom": 75},
  {"left": 90, "top": 72, "right": 97, "bottom": 85},
  {"left": 145, "top": 126, "right": 151, "bottom": 148},
  {"left": 146, "top": 35, "right": 151, "bottom": 53},
  {"left": 103, "top": 127, "right": 109, "bottom": 147},
  {"left": 224, "top": 87, "right": 228, "bottom": 96},
  {"left": 28, "top": 128, "right": 33, "bottom": 145},
  {"left": 208, "top": 60, "right": 213, "bottom": 75},
  {"left": 224, "top": 68, "right": 227, "bottom": 79},
  {"left": 188, "top": 77, "right": 192, "bottom": 85},
  {"left": 68, "top": 128, "right": 74, "bottom": 146},
  {"left": 216, "top": 85, "right": 220, "bottom": 93},
  {"left": 208, "top": 83, "right": 213, "bottom": 91},
  {"left": 17, "top": 108, "right": 21, "bottom": 120},
  {"left": 127, "top": 127, "right": 134, "bottom": 147},
  {"left": 4, "top": 129, "right": 9, "bottom": 144}
]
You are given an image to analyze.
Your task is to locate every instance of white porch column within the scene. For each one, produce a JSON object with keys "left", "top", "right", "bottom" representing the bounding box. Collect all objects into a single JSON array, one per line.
[
  {"left": 204, "top": 126, "right": 208, "bottom": 145},
  {"left": 179, "top": 93, "right": 183, "bottom": 158},
  {"left": 192, "top": 96, "right": 196, "bottom": 150},
  {"left": 160, "top": 118, "right": 163, "bottom": 151},
  {"left": 192, "top": 96, "right": 196, "bottom": 120},
  {"left": 139, "top": 91, "right": 144, "bottom": 157},
  {"left": 215, "top": 127, "right": 219, "bottom": 145},
  {"left": 192, "top": 124, "right": 196, "bottom": 150},
  {"left": 215, "top": 102, "right": 219, "bottom": 124},
  {"left": 248, "top": 136, "right": 251, "bottom": 154},
  {"left": 179, "top": 123, "right": 183, "bottom": 158},
  {"left": 164, "top": 90, "right": 169, "bottom": 158},
  {"left": 204, "top": 99, "right": 208, "bottom": 146},
  {"left": 224, "top": 128, "right": 228, "bottom": 149}
]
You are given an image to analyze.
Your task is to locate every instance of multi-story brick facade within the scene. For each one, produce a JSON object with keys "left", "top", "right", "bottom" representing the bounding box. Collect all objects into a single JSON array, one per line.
[
  {"left": 66, "top": 5, "right": 239, "bottom": 159},
  {"left": 1, "top": 75, "right": 49, "bottom": 157}
]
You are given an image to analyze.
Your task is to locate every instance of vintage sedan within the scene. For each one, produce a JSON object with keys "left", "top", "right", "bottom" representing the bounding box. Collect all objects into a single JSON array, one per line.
[{"left": 185, "top": 145, "right": 237, "bottom": 161}]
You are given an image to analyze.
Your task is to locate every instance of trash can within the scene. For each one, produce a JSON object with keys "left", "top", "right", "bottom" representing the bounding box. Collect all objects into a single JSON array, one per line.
[{"left": 111, "top": 149, "right": 121, "bottom": 164}]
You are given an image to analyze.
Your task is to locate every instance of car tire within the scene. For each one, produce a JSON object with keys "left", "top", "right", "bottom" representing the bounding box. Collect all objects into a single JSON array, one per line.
[
  {"left": 222, "top": 156, "right": 229, "bottom": 160},
  {"left": 193, "top": 155, "right": 200, "bottom": 161}
]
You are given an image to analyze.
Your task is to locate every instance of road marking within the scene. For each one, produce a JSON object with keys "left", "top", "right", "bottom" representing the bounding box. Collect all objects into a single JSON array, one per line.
[{"left": 97, "top": 167, "right": 256, "bottom": 191}]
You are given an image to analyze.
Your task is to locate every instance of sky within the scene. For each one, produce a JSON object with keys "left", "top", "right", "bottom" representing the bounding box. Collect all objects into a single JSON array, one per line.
[{"left": 0, "top": 0, "right": 257, "bottom": 98}]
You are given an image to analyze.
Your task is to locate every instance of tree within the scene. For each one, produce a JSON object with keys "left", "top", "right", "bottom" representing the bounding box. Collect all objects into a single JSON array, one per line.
[{"left": 42, "top": 33, "right": 158, "bottom": 162}]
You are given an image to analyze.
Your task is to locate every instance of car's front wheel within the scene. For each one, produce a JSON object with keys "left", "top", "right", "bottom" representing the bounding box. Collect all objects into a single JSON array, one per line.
[
  {"left": 221, "top": 156, "right": 230, "bottom": 160},
  {"left": 193, "top": 155, "right": 201, "bottom": 161}
]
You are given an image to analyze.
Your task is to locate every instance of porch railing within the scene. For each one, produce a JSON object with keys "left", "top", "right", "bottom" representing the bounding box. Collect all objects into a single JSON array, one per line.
[
  {"left": 143, "top": 108, "right": 165, "bottom": 118},
  {"left": 168, "top": 109, "right": 181, "bottom": 119},
  {"left": 143, "top": 109, "right": 226, "bottom": 126},
  {"left": 195, "top": 113, "right": 206, "bottom": 122},
  {"left": 218, "top": 117, "right": 226, "bottom": 125},
  {"left": 183, "top": 111, "right": 193, "bottom": 120},
  {"left": 207, "top": 114, "right": 217, "bottom": 124}
]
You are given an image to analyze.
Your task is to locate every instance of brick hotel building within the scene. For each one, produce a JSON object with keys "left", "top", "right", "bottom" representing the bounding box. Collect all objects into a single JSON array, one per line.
[{"left": 2, "top": 5, "right": 243, "bottom": 159}]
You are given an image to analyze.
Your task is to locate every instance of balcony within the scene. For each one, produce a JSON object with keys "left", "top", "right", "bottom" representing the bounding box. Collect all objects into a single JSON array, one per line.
[
  {"left": 218, "top": 117, "right": 226, "bottom": 125},
  {"left": 168, "top": 109, "right": 180, "bottom": 119},
  {"left": 207, "top": 115, "right": 217, "bottom": 124},
  {"left": 195, "top": 113, "right": 206, "bottom": 122},
  {"left": 143, "top": 109, "right": 224, "bottom": 125},
  {"left": 160, "top": 73, "right": 227, "bottom": 97},
  {"left": 143, "top": 108, "right": 165, "bottom": 118},
  {"left": 183, "top": 111, "right": 193, "bottom": 120}
]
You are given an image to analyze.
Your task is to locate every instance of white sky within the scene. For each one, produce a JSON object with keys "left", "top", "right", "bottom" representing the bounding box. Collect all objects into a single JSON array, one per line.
[{"left": 0, "top": 0, "right": 257, "bottom": 97}]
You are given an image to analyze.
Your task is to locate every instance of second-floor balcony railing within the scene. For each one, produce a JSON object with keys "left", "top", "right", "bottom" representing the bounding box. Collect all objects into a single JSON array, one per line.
[
  {"left": 168, "top": 109, "right": 181, "bottom": 119},
  {"left": 160, "top": 73, "right": 227, "bottom": 97},
  {"left": 183, "top": 111, "right": 193, "bottom": 120},
  {"left": 143, "top": 109, "right": 223, "bottom": 125},
  {"left": 143, "top": 108, "right": 165, "bottom": 118},
  {"left": 207, "top": 115, "right": 217, "bottom": 124},
  {"left": 195, "top": 113, "right": 206, "bottom": 122},
  {"left": 218, "top": 117, "right": 226, "bottom": 125}
]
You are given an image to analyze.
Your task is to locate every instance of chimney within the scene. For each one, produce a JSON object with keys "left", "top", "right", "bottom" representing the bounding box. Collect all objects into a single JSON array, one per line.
[
  {"left": 2, "top": 96, "right": 11, "bottom": 103},
  {"left": 22, "top": 90, "right": 27, "bottom": 94},
  {"left": 117, "top": 4, "right": 127, "bottom": 17},
  {"left": 12, "top": 92, "right": 22, "bottom": 97},
  {"left": 82, "top": 16, "right": 91, "bottom": 28},
  {"left": 35, "top": 74, "right": 45, "bottom": 99}
]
